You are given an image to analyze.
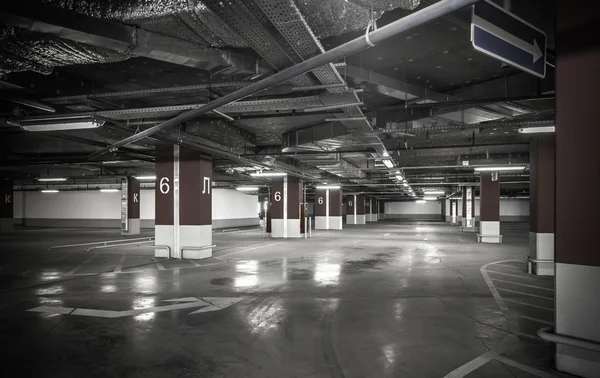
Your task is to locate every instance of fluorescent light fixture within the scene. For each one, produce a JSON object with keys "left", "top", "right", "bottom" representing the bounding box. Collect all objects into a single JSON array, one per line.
[
  {"left": 41, "top": 189, "right": 59, "bottom": 193},
  {"left": 518, "top": 126, "right": 555, "bottom": 134},
  {"left": 474, "top": 166, "right": 526, "bottom": 172},
  {"left": 315, "top": 185, "right": 341, "bottom": 189},
  {"left": 422, "top": 177, "right": 443, "bottom": 180},
  {"left": 134, "top": 175, "right": 156, "bottom": 180},
  {"left": 37, "top": 177, "right": 67, "bottom": 182},
  {"left": 382, "top": 159, "right": 394, "bottom": 168},
  {"left": 424, "top": 191, "right": 445, "bottom": 195},
  {"left": 402, "top": 183, "right": 409, "bottom": 187},
  {"left": 21, "top": 118, "right": 105, "bottom": 132},
  {"left": 395, "top": 175, "right": 404, "bottom": 181},
  {"left": 416, "top": 200, "right": 426, "bottom": 204},
  {"left": 102, "top": 160, "right": 124, "bottom": 165},
  {"left": 236, "top": 186, "right": 259, "bottom": 192},
  {"left": 249, "top": 172, "right": 287, "bottom": 177},
  {"left": 423, "top": 196, "right": 438, "bottom": 200},
  {"left": 100, "top": 189, "right": 119, "bottom": 193}
]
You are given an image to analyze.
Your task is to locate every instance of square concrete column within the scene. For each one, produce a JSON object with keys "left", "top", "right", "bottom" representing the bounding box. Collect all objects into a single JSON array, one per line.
[
  {"left": 355, "top": 194, "right": 366, "bottom": 224},
  {"left": 155, "top": 145, "right": 212, "bottom": 259},
  {"left": 529, "top": 136, "right": 555, "bottom": 275},
  {"left": 479, "top": 173, "right": 501, "bottom": 243},
  {"left": 271, "top": 176, "right": 302, "bottom": 238},
  {"left": 461, "top": 187, "right": 476, "bottom": 232},
  {"left": 314, "top": 188, "right": 327, "bottom": 230},
  {"left": 555, "top": 3, "right": 600, "bottom": 376},
  {"left": 366, "top": 197, "right": 377, "bottom": 222},
  {"left": 346, "top": 195, "right": 357, "bottom": 224},
  {"left": 450, "top": 200, "right": 458, "bottom": 225},
  {"left": 377, "top": 200, "right": 385, "bottom": 220},
  {"left": 0, "top": 179, "right": 14, "bottom": 233},
  {"left": 121, "top": 177, "right": 140, "bottom": 236},
  {"left": 328, "top": 188, "right": 342, "bottom": 230}
]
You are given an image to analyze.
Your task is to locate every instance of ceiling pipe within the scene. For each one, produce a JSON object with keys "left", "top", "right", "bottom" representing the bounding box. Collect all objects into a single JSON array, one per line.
[
  {"left": 400, "top": 164, "right": 530, "bottom": 170},
  {"left": 375, "top": 94, "right": 555, "bottom": 112},
  {"left": 0, "top": 92, "right": 56, "bottom": 113},
  {"left": 86, "top": 0, "right": 480, "bottom": 159}
]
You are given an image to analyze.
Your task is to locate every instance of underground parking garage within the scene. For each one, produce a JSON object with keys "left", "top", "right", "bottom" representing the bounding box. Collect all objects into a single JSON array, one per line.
[{"left": 0, "top": 0, "right": 598, "bottom": 377}]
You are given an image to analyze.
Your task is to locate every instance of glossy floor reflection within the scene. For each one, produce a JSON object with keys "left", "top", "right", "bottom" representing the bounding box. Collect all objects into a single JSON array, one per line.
[{"left": 0, "top": 221, "right": 567, "bottom": 377}]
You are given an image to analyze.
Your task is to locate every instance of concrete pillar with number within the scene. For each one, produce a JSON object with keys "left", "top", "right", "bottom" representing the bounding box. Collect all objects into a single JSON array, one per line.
[
  {"left": 529, "top": 135, "right": 555, "bottom": 275},
  {"left": 461, "top": 187, "right": 476, "bottom": 232},
  {"left": 121, "top": 176, "right": 140, "bottom": 236},
  {"left": 378, "top": 200, "right": 385, "bottom": 220},
  {"left": 271, "top": 176, "right": 302, "bottom": 238},
  {"left": 346, "top": 195, "right": 357, "bottom": 224},
  {"left": 451, "top": 200, "right": 458, "bottom": 225},
  {"left": 314, "top": 188, "right": 327, "bottom": 230},
  {"left": 479, "top": 173, "right": 501, "bottom": 243},
  {"left": 155, "top": 145, "right": 212, "bottom": 259},
  {"left": 0, "top": 179, "right": 13, "bottom": 233}
]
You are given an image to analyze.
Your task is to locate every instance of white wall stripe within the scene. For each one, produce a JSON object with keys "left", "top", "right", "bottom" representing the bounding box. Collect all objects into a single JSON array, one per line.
[
  {"left": 491, "top": 277, "right": 554, "bottom": 291},
  {"left": 496, "top": 287, "right": 554, "bottom": 300},
  {"left": 504, "top": 298, "right": 554, "bottom": 311},
  {"left": 173, "top": 145, "right": 180, "bottom": 259}
]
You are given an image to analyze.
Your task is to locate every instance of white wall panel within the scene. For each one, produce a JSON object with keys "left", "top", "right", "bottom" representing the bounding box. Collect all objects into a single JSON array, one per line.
[
  {"left": 140, "top": 189, "right": 155, "bottom": 220},
  {"left": 385, "top": 201, "right": 441, "bottom": 215},
  {"left": 212, "top": 189, "right": 258, "bottom": 220},
  {"left": 21, "top": 191, "right": 121, "bottom": 219}
]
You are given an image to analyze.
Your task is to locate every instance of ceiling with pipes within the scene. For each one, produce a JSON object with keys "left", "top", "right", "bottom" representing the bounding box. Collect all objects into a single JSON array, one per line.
[{"left": 0, "top": 0, "right": 556, "bottom": 200}]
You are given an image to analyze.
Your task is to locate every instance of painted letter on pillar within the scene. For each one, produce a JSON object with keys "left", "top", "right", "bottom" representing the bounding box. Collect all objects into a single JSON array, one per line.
[{"left": 0, "top": 179, "right": 13, "bottom": 233}]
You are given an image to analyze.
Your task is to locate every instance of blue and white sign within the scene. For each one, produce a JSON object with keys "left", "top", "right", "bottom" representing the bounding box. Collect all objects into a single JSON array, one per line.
[{"left": 471, "top": 0, "right": 546, "bottom": 78}]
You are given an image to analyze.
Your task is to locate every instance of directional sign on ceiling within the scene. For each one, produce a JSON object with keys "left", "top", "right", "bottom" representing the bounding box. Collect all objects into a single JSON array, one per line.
[{"left": 471, "top": 0, "right": 547, "bottom": 78}]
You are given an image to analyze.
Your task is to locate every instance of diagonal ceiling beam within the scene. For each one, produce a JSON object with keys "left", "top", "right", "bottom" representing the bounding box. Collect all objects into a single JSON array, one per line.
[{"left": 0, "top": 2, "right": 272, "bottom": 76}]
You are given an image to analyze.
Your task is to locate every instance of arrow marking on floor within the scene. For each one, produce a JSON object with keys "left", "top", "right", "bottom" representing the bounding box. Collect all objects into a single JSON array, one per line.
[{"left": 27, "top": 296, "right": 244, "bottom": 318}]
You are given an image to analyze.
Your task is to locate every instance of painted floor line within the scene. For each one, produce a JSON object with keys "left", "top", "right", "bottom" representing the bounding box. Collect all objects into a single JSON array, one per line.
[
  {"left": 114, "top": 255, "right": 126, "bottom": 273},
  {"left": 519, "top": 315, "right": 554, "bottom": 326},
  {"left": 493, "top": 354, "right": 561, "bottom": 378},
  {"left": 485, "top": 269, "right": 552, "bottom": 282},
  {"left": 151, "top": 257, "right": 166, "bottom": 271},
  {"left": 491, "top": 263, "right": 525, "bottom": 270},
  {"left": 217, "top": 242, "right": 282, "bottom": 259},
  {"left": 490, "top": 277, "right": 555, "bottom": 291},
  {"left": 497, "top": 287, "right": 554, "bottom": 300},
  {"left": 443, "top": 353, "right": 492, "bottom": 378},
  {"left": 67, "top": 253, "right": 99, "bottom": 274},
  {"left": 481, "top": 260, "right": 513, "bottom": 313},
  {"left": 504, "top": 298, "right": 554, "bottom": 311}
]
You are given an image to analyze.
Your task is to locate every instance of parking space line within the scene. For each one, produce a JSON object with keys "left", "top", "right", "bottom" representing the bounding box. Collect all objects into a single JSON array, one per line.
[
  {"left": 485, "top": 269, "right": 550, "bottom": 281},
  {"left": 491, "top": 263, "right": 524, "bottom": 270},
  {"left": 68, "top": 253, "right": 99, "bottom": 274},
  {"left": 504, "top": 298, "right": 554, "bottom": 311},
  {"left": 497, "top": 287, "right": 554, "bottom": 300},
  {"left": 493, "top": 354, "right": 560, "bottom": 378},
  {"left": 114, "top": 255, "right": 126, "bottom": 273},
  {"left": 443, "top": 353, "right": 492, "bottom": 378},
  {"left": 217, "top": 242, "right": 282, "bottom": 259},
  {"left": 490, "top": 277, "right": 554, "bottom": 291},
  {"left": 519, "top": 315, "right": 553, "bottom": 326},
  {"left": 152, "top": 257, "right": 166, "bottom": 271}
]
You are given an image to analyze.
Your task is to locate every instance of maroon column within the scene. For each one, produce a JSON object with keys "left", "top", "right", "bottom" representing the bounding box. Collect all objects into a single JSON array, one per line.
[
  {"left": 0, "top": 179, "right": 14, "bottom": 232},
  {"left": 365, "top": 197, "right": 373, "bottom": 222},
  {"left": 529, "top": 136, "right": 555, "bottom": 275},
  {"left": 271, "top": 176, "right": 302, "bottom": 238},
  {"left": 155, "top": 145, "right": 212, "bottom": 259},
  {"left": 479, "top": 173, "right": 501, "bottom": 243},
  {"left": 314, "top": 188, "right": 327, "bottom": 230},
  {"left": 378, "top": 200, "right": 385, "bottom": 220},
  {"left": 355, "top": 194, "right": 366, "bottom": 224},
  {"left": 122, "top": 176, "right": 140, "bottom": 235},
  {"left": 346, "top": 195, "right": 357, "bottom": 224},
  {"left": 461, "top": 187, "right": 475, "bottom": 231},
  {"left": 555, "top": 3, "right": 600, "bottom": 376},
  {"left": 329, "top": 188, "right": 342, "bottom": 230}
]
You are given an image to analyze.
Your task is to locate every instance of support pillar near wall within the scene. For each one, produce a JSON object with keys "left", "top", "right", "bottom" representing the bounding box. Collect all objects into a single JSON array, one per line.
[
  {"left": 366, "top": 197, "right": 377, "bottom": 222},
  {"left": 315, "top": 188, "right": 327, "bottom": 230},
  {"left": 529, "top": 136, "right": 555, "bottom": 276},
  {"left": 461, "top": 187, "right": 476, "bottom": 232},
  {"left": 377, "top": 200, "right": 384, "bottom": 220},
  {"left": 0, "top": 179, "right": 13, "bottom": 233},
  {"left": 479, "top": 173, "right": 501, "bottom": 243},
  {"left": 121, "top": 176, "right": 140, "bottom": 236},
  {"left": 271, "top": 176, "right": 302, "bottom": 238},
  {"left": 554, "top": 3, "right": 600, "bottom": 376},
  {"left": 451, "top": 200, "right": 458, "bottom": 225},
  {"left": 155, "top": 145, "right": 212, "bottom": 259}
]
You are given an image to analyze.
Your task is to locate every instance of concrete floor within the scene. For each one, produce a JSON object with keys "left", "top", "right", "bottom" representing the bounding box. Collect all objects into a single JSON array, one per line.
[{"left": 0, "top": 221, "right": 568, "bottom": 377}]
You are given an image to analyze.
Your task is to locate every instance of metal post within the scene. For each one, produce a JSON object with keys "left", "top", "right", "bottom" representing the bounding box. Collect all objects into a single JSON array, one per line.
[
  {"left": 88, "top": 0, "right": 480, "bottom": 158},
  {"left": 308, "top": 217, "right": 312, "bottom": 238},
  {"left": 304, "top": 216, "right": 307, "bottom": 239}
]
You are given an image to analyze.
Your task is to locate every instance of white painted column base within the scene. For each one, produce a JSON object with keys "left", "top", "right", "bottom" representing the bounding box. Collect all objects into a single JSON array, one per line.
[
  {"left": 378, "top": 213, "right": 384, "bottom": 220},
  {"left": 346, "top": 215, "right": 356, "bottom": 224},
  {"left": 271, "top": 219, "right": 301, "bottom": 238},
  {"left": 556, "top": 263, "right": 600, "bottom": 378},
  {"left": 180, "top": 225, "right": 212, "bottom": 259},
  {"left": 356, "top": 215, "right": 366, "bottom": 224},
  {"left": 0, "top": 218, "right": 14, "bottom": 233},
  {"left": 461, "top": 218, "right": 477, "bottom": 232},
  {"left": 155, "top": 225, "right": 212, "bottom": 259},
  {"left": 367, "top": 214, "right": 377, "bottom": 222},
  {"left": 315, "top": 216, "right": 328, "bottom": 230},
  {"left": 329, "top": 216, "right": 343, "bottom": 230},
  {"left": 479, "top": 221, "right": 502, "bottom": 243},
  {"left": 122, "top": 219, "right": 140, "bottom": 236},
  {"left": 529, "top": 232, "right": 555, "bottom": 276}
]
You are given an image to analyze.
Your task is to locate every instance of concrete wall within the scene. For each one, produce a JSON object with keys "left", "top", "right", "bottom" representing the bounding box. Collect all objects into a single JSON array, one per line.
[
  {"left": 385, "top": 201, "right": 442, "bottom": 220},
  {"left": 13, "top": 189, "right": 259, "bottom": 229},
  {"left": 456, "top": 198, "right": 529, "bottom": 222}
]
